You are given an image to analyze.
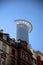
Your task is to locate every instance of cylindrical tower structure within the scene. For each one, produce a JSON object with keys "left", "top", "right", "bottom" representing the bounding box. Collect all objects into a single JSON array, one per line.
[{"left": 15, "top": 19, "right": 32, "bottom": 44}]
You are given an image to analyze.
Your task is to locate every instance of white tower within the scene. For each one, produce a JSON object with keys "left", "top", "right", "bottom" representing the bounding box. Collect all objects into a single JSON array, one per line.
[{"left": 15, "top": 19, "right": 32, "bottom": 44}]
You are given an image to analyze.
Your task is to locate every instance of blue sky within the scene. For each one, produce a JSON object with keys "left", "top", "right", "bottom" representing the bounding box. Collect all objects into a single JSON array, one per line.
[{"left": 0, "top": 0, "right": 43, "bottom": 52}]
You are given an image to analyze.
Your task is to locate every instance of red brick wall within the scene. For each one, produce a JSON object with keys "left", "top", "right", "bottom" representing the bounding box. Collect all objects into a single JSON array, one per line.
[{"left": 36, "top": 55, "right": 42, "bottom": 65}]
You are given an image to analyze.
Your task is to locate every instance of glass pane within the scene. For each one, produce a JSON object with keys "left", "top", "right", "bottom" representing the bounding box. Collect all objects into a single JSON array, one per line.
[
  {"left": 12, "top": 49, "right": 15, "bottom": 55},
  {"left": 3, "top": 35, "right": 7, "bottom": 40},
  {"left": 26, "top": 54, "right": 28, "bottom": 60},
  {"left": 11, "top": 60, "right": 15, "bottom": 65},
  {"left": 2, "top": 43, "right": 6, "bottom": 52}
]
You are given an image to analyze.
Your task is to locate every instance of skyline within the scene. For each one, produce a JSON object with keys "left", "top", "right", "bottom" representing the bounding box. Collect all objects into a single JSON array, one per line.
[{"left": 0, "top": 0, "right": 43, "bottom": 52}]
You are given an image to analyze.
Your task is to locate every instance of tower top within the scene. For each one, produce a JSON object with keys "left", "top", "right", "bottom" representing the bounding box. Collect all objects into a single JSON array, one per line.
[{"left": 14, "top": 19, "right": 32, "bottom": 33}]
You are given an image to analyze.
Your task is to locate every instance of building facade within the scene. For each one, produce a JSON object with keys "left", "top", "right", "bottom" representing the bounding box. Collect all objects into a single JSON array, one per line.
[
  {"left": 0, "top": 30, "right": 10, "bottom": 65},
  {"left": 0, "top": 19, "right": 43, "bottom": 65},
  {"left": 30, "top": 49, "right": 43, "bottom": 65},
  {"left": 0, "top": 30, "right": 33, "bottom": 65}
]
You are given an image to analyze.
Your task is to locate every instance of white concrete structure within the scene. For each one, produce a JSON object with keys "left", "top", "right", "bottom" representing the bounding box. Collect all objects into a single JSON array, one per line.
[{"left": 15, "top": 19, "right": 32, "bottom": 44}]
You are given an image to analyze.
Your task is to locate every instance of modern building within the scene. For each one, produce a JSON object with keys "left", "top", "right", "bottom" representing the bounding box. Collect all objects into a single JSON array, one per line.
[{"left": 15, "top": 19, "right": 32, "bottom": 44}]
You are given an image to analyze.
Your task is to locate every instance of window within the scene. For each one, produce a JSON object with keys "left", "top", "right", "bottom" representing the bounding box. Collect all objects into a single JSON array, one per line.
[
  {"left": 22, "top": 52, "right": 25, "bottom": 59},
  {"left": 28, "top": 55, "right": 30, "bottom": 60},
  {"left": 42, "top": 61, "right": 43, "bottom": 65},
  {"left": 3, "top": 35, "right": 7, "bottom": 40},
  {"left": 34, "top": 60, "right": 36, "bottom": 64},
  {"left": 2, "top": 43, "right": 7, "bottom": 52},
  {"left": 0, "top": 54, "right": 1, "bottom": 65},
  {"left": 0, "top": 54, "right": 1, "bottom": 59},
  {"left": 26, "top": 54, "right": 28, "bottom": 61},
  {"left": 22, "top": 63, "right": 26, "bottom": 65},
  {"left": 1, "top": 58, "right": 6, "bottom": 65},
  {"left": 12, "top": 48, "right": 15, "bottom": 55},
  {"left": 11, "top": 60, "right": 15, "bottom": 65},
  {"left": 33, "top": 59, "right": 36, "bottom": 64},
  {"left": 1, "top": 53, "right": 6, "bottom": 58}
]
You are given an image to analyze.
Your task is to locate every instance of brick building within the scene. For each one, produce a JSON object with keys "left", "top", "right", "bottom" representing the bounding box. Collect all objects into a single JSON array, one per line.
[
  {"left": 0, "top": 19, "right": 43, "bottom": 65},
  {"left": 0, "top": 30, "right": 33, "bottom": 65},
  {"left": 30, "top": 49, "right": 43, "bottom": 65}
]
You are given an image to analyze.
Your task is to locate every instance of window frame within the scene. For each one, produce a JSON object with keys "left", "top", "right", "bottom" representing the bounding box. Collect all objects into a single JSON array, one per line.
[
  {"left": 1, "top": 58, "right": 6, "bottom": 65},
  {"left": 3, "top": 34, "right": 7, "bottom": 41},
  {"left": 2, "top": 43, "right": 7, "bottom": 52}
]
